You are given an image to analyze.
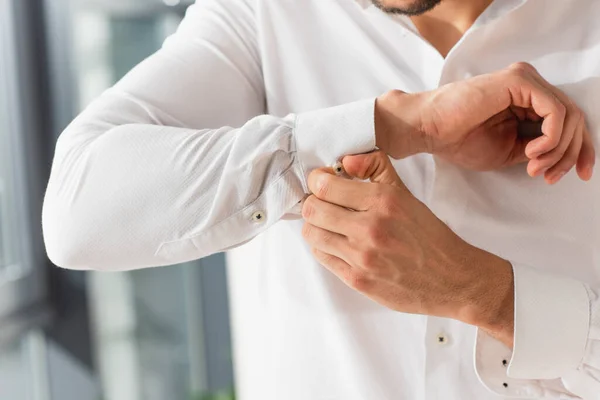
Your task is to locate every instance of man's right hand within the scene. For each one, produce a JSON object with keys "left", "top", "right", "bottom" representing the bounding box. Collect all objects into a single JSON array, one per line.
[{"left": 375, "top": 62, "right": 596, "bottom": 184}]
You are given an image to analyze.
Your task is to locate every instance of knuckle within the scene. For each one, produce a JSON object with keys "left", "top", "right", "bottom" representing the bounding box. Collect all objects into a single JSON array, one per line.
[
  {"left": 320, "top": 230, "right": 334, "bottom": 245},
  {"left": 509, "top": 61, "right": 534, "bottom": 72},
  {"left": 555, "top": 101, "right": 567, "bottom": 118},
  {"left": 565, "top": 101, "right": 580, "bottom": 119},
  {"left": 372, "top": 149, "right": 389, "bottom": 164},
  {"left": 380, "top": 192, "right": 396, "bottom": 209},
  {"left": 556, "top": 146, "right": 568, "bottom": 158},
  {"left": 358, "top": 249, "right": 377, "bottom": 270},
  {"left": 310, "top": 246, "right": 323, "bottom": 258},
  {"left": 315, "top": 174, "right": 331, "bottom": 198},
  {"left": 310, "top": 246, "right": 320, "bottom": 258},
  {"left": 550, "top": 134, "right": 562, "bottom": 149},
  {"left": 359, "top": 158, "right": 376, "bottom": 181},
  {"left": 346, "top": 271, "right": 369, "bottom": 291},
  {"left": 301, "top": 196, "right": 316, "bottom": 219},
  {"left": 507, "top": 63, "right": 531, "bottom": 79},
  {"left": 312, "top": 248, "right": 335, "bottom": 267},
  {"left": 553, "top": 141, "right": 569, "bottom": 158},
  {"left": 301, "top": 223, "right": 313, "bottom": 239},
  {"left": 318, "top": 250, "right": 335, "bottom": 265},
  {"left": 375, "top": 187, "right": 398, "bottom": 211},
  {"left": 366, "top": 222, "right": 388, "bottom": 245},
  {"left": 378, "top": 196, "right": 402, "bottom": 218}
]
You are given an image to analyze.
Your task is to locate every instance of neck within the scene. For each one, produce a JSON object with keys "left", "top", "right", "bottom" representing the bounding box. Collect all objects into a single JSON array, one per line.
[{"left": 410, "top": 0, "right": 494, "bottom": 57}]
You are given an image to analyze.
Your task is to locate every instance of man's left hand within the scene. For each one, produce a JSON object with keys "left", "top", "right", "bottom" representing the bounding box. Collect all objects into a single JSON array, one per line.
[{"left": 301, "top": 151, "right": 515, "bottom": 347}]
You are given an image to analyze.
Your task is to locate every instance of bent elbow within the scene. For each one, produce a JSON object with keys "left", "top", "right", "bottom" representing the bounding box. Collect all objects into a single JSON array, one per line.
[
  {"left": 42, "top": 199, "right": 92, "bottom": 271},
  {"left": 41, "top": 165, "right": 100, "bottom": 270}
]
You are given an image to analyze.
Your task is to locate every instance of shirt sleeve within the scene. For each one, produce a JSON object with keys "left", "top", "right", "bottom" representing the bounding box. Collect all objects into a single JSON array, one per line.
[
  {"left": 41, "top": 0, "right": 376, "bottom": 271},
  {"left": 474, "top": 263, "right": 600, "bottom": 400}
]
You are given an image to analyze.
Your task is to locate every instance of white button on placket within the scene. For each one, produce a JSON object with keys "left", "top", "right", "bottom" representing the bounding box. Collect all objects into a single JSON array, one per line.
[{"left": 436, "top": 332, "right": 450, "bottom": 346}]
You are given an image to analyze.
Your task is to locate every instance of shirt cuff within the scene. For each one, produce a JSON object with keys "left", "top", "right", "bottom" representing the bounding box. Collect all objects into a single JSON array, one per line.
[
  {"left": 507, "top": 263, "right": 590, "bottom": 379},
  {"left": 474, "top": 264, "right": 592, "bottom": 398},
  {"left": 293, "top": 98, "right": 377, "bottom": 185}
]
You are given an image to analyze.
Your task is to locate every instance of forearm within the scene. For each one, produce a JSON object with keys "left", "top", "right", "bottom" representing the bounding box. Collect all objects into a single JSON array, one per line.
[
  {"left": 374, "top": 90, "right": 429, "bottom": 159},
  {"left": 451, "top": 245, "right": 515, "bottom": 348}
]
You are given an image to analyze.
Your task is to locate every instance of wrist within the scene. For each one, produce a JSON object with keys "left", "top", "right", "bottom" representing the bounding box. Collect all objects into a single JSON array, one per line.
[
  {"left": 375, "top": 90, "right": 429, "bottom": 159},
  {"left": 455, "top": 246, "right": 515, "bottom": 348}
]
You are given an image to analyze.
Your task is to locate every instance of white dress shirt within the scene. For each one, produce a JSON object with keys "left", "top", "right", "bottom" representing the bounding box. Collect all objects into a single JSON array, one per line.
[{"left": 42, "top": 0, "right": 600, "bottom": 398}]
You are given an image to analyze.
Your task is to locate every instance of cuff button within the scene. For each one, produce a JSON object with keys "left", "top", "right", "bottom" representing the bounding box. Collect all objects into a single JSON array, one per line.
[
  {"left": 332, "top": 161, "right": 344, "bottom": 175},
  {"left": 252, "top": 211, "right": 266, "bottom": 223}
]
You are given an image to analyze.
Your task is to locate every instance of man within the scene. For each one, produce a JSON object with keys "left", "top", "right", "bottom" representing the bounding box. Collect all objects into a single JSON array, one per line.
[{"left": 42, "top": 0, "right": 600, "bottom": 399}]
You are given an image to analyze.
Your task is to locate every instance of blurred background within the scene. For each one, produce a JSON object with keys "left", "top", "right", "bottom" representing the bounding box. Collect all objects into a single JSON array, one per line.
[{"left": 0, "top": 0, "right": 236, "bottom": 399}]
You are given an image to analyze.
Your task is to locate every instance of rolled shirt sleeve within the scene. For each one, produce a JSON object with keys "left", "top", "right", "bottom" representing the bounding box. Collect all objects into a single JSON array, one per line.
[
  {"left": 474, "top": 263, "right": 600, "bottom": 399},
  {"left": 41, "top": 0, "right": 377, "bottom": 271},
  {"left": 153, "top": 99, "right": 376, "bottom": 266}
]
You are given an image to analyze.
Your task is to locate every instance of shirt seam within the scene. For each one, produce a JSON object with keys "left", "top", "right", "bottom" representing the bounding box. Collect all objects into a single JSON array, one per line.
[{"left": 291, "top": 114, "right": 310, "bottom": 193}]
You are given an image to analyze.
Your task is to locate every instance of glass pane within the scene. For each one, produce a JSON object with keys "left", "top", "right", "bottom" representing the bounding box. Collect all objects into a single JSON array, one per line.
[
  {"left": 0, "top": 337, "right": 33, "bottom": 400},
  {"left": 0, "top": 0, "right": 49, "bottom": 336},
  {"left": 65, "top": 1, "right": 234, "bottom": 399},
  {"left": 0, "top": 45, "right": 16, "bottom": 275}
]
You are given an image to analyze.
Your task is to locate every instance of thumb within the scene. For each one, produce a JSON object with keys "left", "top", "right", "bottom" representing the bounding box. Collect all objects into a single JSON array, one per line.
[{"left": 342, "top": 150, "right": 405, "bottom": 188}]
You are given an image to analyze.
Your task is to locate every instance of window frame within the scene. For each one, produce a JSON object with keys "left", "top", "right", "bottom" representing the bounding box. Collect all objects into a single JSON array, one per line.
[{"left": 0, "top": 0, "right": 52, "bottom": 347}]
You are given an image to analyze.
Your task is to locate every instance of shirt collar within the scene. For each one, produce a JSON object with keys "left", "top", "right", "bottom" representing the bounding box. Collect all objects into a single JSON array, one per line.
[
  {"left": 354, "top": 0, "right": 372, "bottom": 9},
  {"left": 473, "top": 0, "right": 528, "bottom": 28}
]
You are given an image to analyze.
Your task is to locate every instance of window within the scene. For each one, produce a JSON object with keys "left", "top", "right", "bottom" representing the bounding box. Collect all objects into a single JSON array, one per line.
[
  {"left": 41, "top": 1, "right": 235, "bottom": 398},
  {"left": 0, "top": 0, "right": 21, "bottom": 284},
  {"left": 0, "top": 0, "right": 50, "bottom": 345},
  {"left": 0, "top": 72, "right": 14, "bottom": 272},
  {"left": 0, "top": 338, "right": 31, "bottom": 400}
]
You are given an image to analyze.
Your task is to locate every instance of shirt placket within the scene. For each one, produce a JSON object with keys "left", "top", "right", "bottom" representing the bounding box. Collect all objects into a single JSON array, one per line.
[{"left": 398, "top": 1, "right": 531, "bottom": 398}]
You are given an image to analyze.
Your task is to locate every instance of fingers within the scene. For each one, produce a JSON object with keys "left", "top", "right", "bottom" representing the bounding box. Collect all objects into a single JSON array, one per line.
[
  {"left": 522, "top": 67, "right": 582, "bottom": 179},
  {"left": 543, "top": 120, "right": 583, "bottom": 184},
  {"left": 505, "top": 62, "right": 595, "bottom": 182},
  {"left": 577, "top": 127, "right": 596, "bottom": 181},
  {"left": 505, "top": 64, "right": 566, "bottom": 157},
  {"left": 527, "top": 106, "right": 579, "bottom": 177},
  {"left": 302, "top": 223, "right": 351, "bottom": 261},
  {"left": 511, "top": 106, "right": 542, "bottom": 122},
  {"left": 307, "top": 168, "right": 378, "bottom": 211},
  {"left": 342, "top": 150, "right": 406, "bottom": 188},
  {"left": 310, "top": 248, "right": 370, "bottom": 291},
  {"left": 302, "top": 195, "right": 357, "bottom": 235}
]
